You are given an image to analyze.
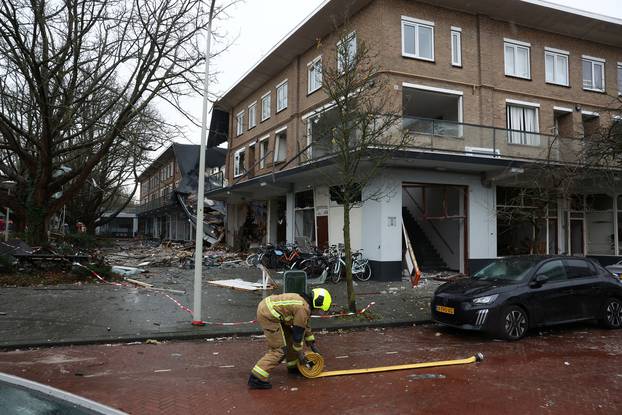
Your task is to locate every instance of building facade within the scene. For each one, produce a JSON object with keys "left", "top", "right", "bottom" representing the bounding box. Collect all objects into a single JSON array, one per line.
[{"left": 207, "top": 0, "right": 622, "bottom": 279}]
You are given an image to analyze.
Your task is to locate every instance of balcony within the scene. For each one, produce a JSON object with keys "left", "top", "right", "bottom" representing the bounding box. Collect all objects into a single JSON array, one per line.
[
  {"left": 401, "top": 117, "right": 584, "bottom": 164},
  {"left": 137, "top": 195, "right": 176, "bottom": 214}
]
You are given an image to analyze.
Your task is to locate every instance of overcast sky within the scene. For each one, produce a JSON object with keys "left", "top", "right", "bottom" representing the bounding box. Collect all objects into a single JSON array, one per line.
[{"left": 170, "top": 0, "right": 622, "bottom": 146}]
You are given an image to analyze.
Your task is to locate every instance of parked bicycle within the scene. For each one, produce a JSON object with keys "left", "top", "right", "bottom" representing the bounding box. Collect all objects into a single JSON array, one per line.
[
  {"left": 327, "top": 244, "right": 372, "bottom": 283},
  {"left": 245, "top": 243, "right": 305, "bottom": 270}
]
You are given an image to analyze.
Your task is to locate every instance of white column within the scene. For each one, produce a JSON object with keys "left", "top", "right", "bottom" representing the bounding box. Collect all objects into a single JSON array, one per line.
[{"left": 286, "top": 192, "right": 295, "bottom": 244}]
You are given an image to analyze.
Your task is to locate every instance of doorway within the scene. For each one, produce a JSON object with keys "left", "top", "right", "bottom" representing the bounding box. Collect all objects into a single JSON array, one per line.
[{"left": 402, "top": 183, "right": 468, "bottom": 273}]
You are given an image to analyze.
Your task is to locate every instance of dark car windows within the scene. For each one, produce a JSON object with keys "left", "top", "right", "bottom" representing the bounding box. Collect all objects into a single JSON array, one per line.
[
  {"left": 536, "top": 260, "right": 567, "bottom": 282},
  {"left": 564, "top": 259, "right": 595, "bottom": 279},
  {"left": 472, "top": 257, "right": 537, "bottom": 282}
]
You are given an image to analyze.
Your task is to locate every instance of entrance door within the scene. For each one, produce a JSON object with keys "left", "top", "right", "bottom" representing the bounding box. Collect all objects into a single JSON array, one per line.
[
  {"left": 570, "top": 219, "right": 584, "bottom": 255},
  {"left": 316, "top": 216, "right": 328, "bottom": 250}
]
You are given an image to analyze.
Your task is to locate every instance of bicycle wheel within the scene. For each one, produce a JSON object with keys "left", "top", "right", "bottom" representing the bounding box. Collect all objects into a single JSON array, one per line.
[
  {"left": 354, "top": 263, "right": 372, "bottom": 281},
  {"left": 330, "top": 260, "right": 342, "bottom": 283},
  {"left": 245, "top": 254, "right": 259, "bottom": 267}
]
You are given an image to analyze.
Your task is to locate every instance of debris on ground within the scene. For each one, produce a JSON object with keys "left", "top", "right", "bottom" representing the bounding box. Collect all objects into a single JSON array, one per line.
[
  {"left": 145, "top": 339, "right": 162, "bottom": 345},
  {"left": 206, "top": 278, "right": 276, "bottom": 291}
]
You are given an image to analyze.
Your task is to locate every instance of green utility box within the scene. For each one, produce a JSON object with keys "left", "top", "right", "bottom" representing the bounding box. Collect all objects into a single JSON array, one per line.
[{"left": 283, "top": 270, "right": 308, "bottom": 294}]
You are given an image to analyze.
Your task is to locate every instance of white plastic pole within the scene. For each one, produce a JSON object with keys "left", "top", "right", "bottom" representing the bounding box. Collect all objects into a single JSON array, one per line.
[{"left": 192, "top": 0, "right": 216, "bottom": 326}]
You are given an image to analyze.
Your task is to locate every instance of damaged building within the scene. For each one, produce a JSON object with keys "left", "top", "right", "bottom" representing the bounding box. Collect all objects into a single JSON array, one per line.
[
  {"left": 206, "top": 0, "right": 622, "bottom": 279},
  {"left": 137, "top": 143, "right": 227, "bottom": 243}
]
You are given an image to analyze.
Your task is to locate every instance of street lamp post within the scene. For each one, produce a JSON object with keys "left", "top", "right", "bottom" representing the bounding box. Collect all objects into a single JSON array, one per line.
[{"left": 192, "top": 0, "right": 217, "bottom": 326}]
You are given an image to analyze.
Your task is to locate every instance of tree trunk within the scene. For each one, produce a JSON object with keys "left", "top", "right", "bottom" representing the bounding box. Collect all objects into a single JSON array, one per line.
[
  {"left": 25, "top": 202, "right": 49, "bottom": 246},
  {"left": 343, "top": 201, "right": 357, "bottom": 312}
]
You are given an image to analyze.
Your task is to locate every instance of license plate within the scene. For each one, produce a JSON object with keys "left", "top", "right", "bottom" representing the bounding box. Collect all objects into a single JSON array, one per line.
[{"left": 436, "top": 305, "right": 455, "bottom": 315}]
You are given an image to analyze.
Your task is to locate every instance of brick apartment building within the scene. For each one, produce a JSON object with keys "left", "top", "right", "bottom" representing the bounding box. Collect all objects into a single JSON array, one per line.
[
  {"left": 206, "top": 0, "right": 622, "bottom": 279},
  {"left": 138, "top": 143, "right": 226, "bottom": 241}
]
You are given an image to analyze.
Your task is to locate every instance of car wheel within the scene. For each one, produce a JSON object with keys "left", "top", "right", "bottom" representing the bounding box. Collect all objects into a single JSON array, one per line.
[
  {"left": 603, "top": 298, "right": 622, "bottom": 329},
  {"left": 498, "top": 305, "right": 528, "bottom": 341}
]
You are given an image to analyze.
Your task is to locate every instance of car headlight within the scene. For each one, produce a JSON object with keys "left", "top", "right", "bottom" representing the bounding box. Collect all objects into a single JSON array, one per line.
[{"left": 472, "top": 294, "right": 498, "bottom": 305}]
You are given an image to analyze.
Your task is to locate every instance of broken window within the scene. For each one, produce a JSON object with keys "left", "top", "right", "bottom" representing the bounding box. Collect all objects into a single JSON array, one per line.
[
  {"left": 294, "top": 190, "right": 315, "bottom": 243},
  {"left": 234, "top": 149, "right": 246, "bottom": 177},
  {"left": 259, "top": 138, "right": 269, "bottom": 169},
  {"left": 403, "top": 87, "right": 462, "bottom": 137},
  {"left": 581, "top": 112, "right": 600, "bottom": 138},
  {"left": 306, "top": 108, "right": 338, "bottom": 159},
  {"left": 329, "top": 185, "right": 362, "bottom": 205},
  {"left": 274, "top": 130, "right": 287, "bottom": 163}
]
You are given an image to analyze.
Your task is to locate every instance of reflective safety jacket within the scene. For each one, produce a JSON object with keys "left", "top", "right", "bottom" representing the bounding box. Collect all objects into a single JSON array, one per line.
[{"left": 261, "top": 293, "right": 315, "bottom": 350}]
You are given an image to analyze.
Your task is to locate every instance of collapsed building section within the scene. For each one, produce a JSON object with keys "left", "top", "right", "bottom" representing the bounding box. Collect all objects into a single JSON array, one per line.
[{"left": 137, "top": 143, "right": 227, "bottom": 244}]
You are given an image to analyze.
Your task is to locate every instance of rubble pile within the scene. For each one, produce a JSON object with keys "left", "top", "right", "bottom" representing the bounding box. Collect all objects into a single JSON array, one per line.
[{"left": 104, "top": 240, "right": 247, "bottom": 269}]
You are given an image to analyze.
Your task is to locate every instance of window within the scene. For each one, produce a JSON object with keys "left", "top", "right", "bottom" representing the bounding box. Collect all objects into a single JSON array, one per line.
[
  {"left": 401, "top": 16, "right": 434, "bottom": 61},
  {"left": 617, "top": 63, "right": 622, "bottom": 95},
  {"left": 451, "top": 27, "right": 462, "bottom": 67},
  {"left": 248, "top": 102, "right": 257, "bottom": 129},
  {"left": 308, "top": 56, "right": 322, "bottom": 94},
  {"left": 233, "top": 149, "right": 246, "bottom": 177},
  {"left": 337, "top": 32, "right": 357, "bottom": 73},
  {"left": 536, "top": 260, "right": 567, "bottom": 282},
  {"left": 259, "top": 137, "right": 269, "bottom": 169},
  {"left": 545, "top": 48, "right": 569, "bottom": 86},
  {"left": 506, "top": 103, "right": 540, "bottom": 145},
  {"left": 504, "top": 40, "right": 531, "bottom": 79},
  {"left": 564, "top": 259, "right": 595, "bottom": 279},
  {"left": 582, "top": 56, "right": 605, "bottom": 92},
  {"left": 402, "top": 85, "right": 463, "bottom": 137},
  {"left": 276, "top": 80, "right": 288, "bottom": 112},
  {"left": 274, "top": 129, "right": 287, "bottom": 163},
  {"left": 236, "top": 111, "right": 244, "bottom": 136},
  {"left": 261, "top": 93, "right": 271, "bottom": 121}
]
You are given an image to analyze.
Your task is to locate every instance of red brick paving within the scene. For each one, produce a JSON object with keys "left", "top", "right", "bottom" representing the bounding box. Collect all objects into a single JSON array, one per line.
[{"left": 1, "top": 325, "right": 621, "bottom": 414}]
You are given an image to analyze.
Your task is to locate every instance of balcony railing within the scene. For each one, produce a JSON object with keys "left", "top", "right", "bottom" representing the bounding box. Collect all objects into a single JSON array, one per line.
[
  {"left": 401, "top": 116, "right": 584, "bottom": 164},
  {"left": 137, "top": 195, "right": 176, "bottom": 214},
  {"left": 212, "top": 116, "right": 590, "bottom": 191},
  {"left": 207, "top": 171, "right": 226, "bottom": 191}
]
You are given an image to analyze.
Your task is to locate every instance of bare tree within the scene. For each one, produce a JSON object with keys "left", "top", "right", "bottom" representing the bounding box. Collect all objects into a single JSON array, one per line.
[
  {"left": 309, "top": 25, "right": 411, "bottom": 312},
  {"left": 0, "top": 0, "right": 232, "bottom": 244}
]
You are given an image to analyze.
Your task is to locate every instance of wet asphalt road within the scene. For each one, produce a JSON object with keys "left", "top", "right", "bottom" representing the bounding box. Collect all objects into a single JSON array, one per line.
[{"left": 0, "top": 324, "right": 621, "bottom": 414}]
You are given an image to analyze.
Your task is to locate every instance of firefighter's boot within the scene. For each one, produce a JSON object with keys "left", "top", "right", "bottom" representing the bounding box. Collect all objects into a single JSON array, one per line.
[{"left": 248, "top": 373, "right": 272, "bottom": 389}]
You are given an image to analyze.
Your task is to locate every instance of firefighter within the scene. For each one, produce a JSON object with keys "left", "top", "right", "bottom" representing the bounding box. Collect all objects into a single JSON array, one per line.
[{"left": 248, "top": 288, "right": 332, "bottom": 389}]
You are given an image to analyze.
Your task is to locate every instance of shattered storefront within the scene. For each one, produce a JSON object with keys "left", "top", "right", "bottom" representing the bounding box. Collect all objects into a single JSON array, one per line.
[{"left": 496, "top": 187, "right": 622, "bottom": 261}]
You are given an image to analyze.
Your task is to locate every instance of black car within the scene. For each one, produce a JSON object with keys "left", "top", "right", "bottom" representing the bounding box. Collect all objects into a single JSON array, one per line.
[{"left": 431, "top": 256, "right": 622, "bottom": 340}]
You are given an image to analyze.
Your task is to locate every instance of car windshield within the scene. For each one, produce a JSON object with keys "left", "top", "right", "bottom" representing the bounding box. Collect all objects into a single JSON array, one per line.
[{"left": 472, "top": 258, "right": 537, "bottom": 282}]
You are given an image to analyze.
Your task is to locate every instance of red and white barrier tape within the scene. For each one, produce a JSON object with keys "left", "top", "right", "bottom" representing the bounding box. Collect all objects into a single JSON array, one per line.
[{"left": 311, "top": 301, "right": 376, "bottom": 319}]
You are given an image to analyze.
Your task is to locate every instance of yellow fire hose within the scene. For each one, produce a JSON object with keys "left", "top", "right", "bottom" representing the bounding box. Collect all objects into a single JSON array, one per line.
[{"left": 298, "top": 352, "right": 484, "bottom": 379}]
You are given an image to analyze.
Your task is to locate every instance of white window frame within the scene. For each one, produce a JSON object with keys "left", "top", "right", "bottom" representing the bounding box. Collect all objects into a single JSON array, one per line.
[
  {"left": 451, "top": 27, "right": 462, "bottom": 67},
  {"left": 544, "top": 47, "right": 569, "bottom": 87},
  {"left": 276, "top": 80, "right": 288, "bottom": 113},
  {"left": 261, "top": 92, "right": 271, "bottom": 121},
  {"left": 233, "top": 148, "right": 245, "bottom": 178},
  {"left": 401, "top": 16, "right": 435, "bottom": 62},
  {"left": 617, "top": 62, "right": 622, "bottom": 96},
  {"left": 582, "top": 56, "right": 606, "bottom": 92},
  {"left": 506, "top": 103, "right": 540, "bottom": 146},
  {"left": 504, "top": 39, "right": 531, "bottom": 80},
  {"left": 307, "top": 56, "right": 322, "bottom": 94},
  {"left": 248, "top": 101, "right": 257, "bottom": 129},
  {"left": 235, "top": 111, "right": 244, "bottom": 136},
  {"left": 337, "top": 31, "right": 357, "bottom": 74},
  {"left": 258, "top": 135, "right": 270, "bottom": 169},
  {"left": 274, "top": 126, "right": 288, "bottom": 163}
]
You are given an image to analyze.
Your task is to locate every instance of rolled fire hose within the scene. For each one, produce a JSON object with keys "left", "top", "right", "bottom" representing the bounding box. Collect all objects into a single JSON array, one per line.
[{"left": 298, "top": 352, "right": 484, "bottom": 379}]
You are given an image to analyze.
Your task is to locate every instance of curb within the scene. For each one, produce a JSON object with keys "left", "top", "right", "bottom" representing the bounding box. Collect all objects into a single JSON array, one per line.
[{"left": 0, "top": 318, "right": 434, "bottom": 351}]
